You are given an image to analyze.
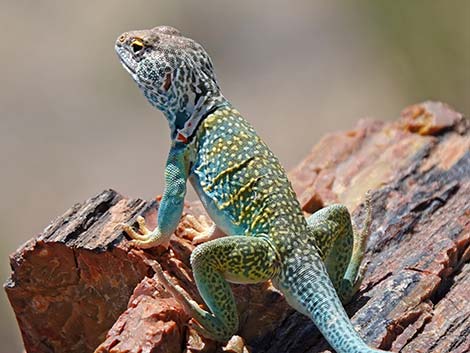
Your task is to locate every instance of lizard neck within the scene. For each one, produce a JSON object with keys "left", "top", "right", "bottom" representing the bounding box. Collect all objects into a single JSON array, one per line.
[
  {"left": 166, "top": 94, "right": 230, "bottom": 144},
  {"left": 138, "top": 72, "right": 229, "bottom": 144}
]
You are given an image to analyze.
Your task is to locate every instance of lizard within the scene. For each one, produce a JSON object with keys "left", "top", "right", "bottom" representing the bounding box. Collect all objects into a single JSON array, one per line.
[{"left": 115, "top": 25, "right": 390, "bottom": 353}]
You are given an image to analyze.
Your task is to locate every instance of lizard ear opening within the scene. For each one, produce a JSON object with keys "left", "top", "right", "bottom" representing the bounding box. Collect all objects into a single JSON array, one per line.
[{"left": 162, "top": 72, "right": 172, "bottom": 91}]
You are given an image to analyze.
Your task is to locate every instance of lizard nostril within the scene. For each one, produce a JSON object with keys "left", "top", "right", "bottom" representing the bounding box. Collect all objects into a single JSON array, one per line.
[{"left": 118, "top": 34, "right": 126, "bottom": 43}]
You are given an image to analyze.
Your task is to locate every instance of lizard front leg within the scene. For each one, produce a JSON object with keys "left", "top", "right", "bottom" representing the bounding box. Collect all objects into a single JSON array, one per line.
[{"left": 121, "top": 145, "right": 190, "bottom": 249}]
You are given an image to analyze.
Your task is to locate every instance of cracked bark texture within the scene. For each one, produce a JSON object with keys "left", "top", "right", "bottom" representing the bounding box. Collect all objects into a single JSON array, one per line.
[{"left": 4, "top": 101, "right": 469, "bottom": 353}]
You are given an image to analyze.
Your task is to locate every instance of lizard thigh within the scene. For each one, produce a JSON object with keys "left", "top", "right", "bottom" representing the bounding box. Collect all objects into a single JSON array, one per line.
[
  {"left": 306, "top": 205, "right": 355, "bottom": 300},
  {"left": 188, "top": 236, "right": 279, "bottom": 340}
]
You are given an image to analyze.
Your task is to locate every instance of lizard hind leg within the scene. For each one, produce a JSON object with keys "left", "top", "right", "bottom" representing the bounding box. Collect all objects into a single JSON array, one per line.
[
  {"left": 306, "top": 195, "right": 372, "bottom": 304},
  {"left": 306, "top": 204, "right": 354, "bottom": 303},
  {"left": 345, "top": 192, "right": 372, "bottom": 298},
  {"left": 154, "top": 236, "right": 279, "bottom": 342}
]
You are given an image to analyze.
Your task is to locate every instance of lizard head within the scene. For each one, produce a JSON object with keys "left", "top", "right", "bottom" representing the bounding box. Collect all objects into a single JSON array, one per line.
[{"left": 115, "top": 26, "right": 226, "bottom": 142}]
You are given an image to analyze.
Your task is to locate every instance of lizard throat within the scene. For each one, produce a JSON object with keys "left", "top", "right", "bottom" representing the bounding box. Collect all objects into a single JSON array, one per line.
[{"left": 171, "top": 99, "right": 229, "bottom": 144}]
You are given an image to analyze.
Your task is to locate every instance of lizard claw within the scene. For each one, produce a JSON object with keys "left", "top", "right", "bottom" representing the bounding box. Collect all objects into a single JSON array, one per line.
[
  {"left": 119, "top": 222, "right": 148, "bottom": 241},
  {"left": 136, "top": 216, "right": 151, "bottom": 235},
  {"left": 120, "top": 216, "right": 169, "bottom": 249}
]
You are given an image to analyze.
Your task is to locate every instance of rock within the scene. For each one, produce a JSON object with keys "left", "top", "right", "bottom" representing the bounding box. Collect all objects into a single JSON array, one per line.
[{"left": 5, "top": 102, "right": 469, "bottom": 353}]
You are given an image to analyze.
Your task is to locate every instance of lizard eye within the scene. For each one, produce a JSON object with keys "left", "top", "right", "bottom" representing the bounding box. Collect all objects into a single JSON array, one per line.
[{"left": 131, "top": 40, "right": 144, "bottom": 54}]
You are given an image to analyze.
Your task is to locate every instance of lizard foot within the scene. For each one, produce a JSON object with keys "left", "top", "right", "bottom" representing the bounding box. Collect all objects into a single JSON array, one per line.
[
  {"left": 120, "top": 216, "right": 169, "bottom": 249},
  {"left": 352, "top": 190, "right": 373, "bottom": 255},
  {"left": 145, "top": 259, "right": 199, "bottom": 315},
  {"left": 352, "top": 260, "right": 370, "bottom": 294},
  {"left": 180, "top": 214, "right": 219, "bottom": 245},
  {"left": 145, "top": 259, "right": 222, "bottom": 340}
]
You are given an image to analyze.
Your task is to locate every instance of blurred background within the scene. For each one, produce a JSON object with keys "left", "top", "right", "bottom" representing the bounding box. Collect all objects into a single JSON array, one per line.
[{"left": 0, "top": 1, "right": 468, "bottom": 351}]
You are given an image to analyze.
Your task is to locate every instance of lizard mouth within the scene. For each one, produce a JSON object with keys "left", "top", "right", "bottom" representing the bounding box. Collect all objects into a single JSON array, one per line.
[
  {"left": 117, "top": 54, "right": 154, "bottom": 88},
  {"left": 115, "top": 45, "right": 157, "bottom": 89},
  {"left": 116, "top": 49, "right": 136, "bottom": 75},
  {"left": 119, "top": 58, "right": 136, "bottom": 75}
]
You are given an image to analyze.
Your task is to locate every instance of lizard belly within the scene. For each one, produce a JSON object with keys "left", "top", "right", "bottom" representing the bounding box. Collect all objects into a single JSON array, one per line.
[{"left": 189, "top": 174, "right": 246, "bottom": 236}]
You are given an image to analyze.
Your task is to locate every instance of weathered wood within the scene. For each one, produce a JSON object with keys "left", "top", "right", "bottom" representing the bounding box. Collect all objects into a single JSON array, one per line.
[{"left": 5, "top": 102, "right": 469, "bottom": 353}]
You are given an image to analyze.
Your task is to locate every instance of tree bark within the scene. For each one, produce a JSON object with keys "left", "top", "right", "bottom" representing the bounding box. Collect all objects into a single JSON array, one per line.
[{"left": 5, "top": 101, "right": 469, "bottom": 353}]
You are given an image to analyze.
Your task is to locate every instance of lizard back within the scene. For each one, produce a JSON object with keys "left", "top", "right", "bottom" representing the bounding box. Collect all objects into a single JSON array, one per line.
[{"left": 190, "top": 105, "right": 307, "bottom": 249}]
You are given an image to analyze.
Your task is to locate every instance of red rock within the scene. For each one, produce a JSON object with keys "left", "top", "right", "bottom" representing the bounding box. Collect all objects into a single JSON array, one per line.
[{"left": 5, "top": 102, "right": 469, "bottom": 353}]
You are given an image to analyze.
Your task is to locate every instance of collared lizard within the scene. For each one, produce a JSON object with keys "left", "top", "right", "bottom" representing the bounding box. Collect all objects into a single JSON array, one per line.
[{"left": 115, "top": 25, "right": 390, "bottom": 353}]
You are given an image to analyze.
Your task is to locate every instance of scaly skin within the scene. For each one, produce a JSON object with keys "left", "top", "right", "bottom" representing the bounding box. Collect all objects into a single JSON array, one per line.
[{"left": 115, "top": 26, "right": 390, "bottom": 353}]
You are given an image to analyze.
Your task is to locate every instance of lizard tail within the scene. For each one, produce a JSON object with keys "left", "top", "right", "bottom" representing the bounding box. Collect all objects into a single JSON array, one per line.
[{"left": 275, "top": 249, "right": 390, "bottom": 353}]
